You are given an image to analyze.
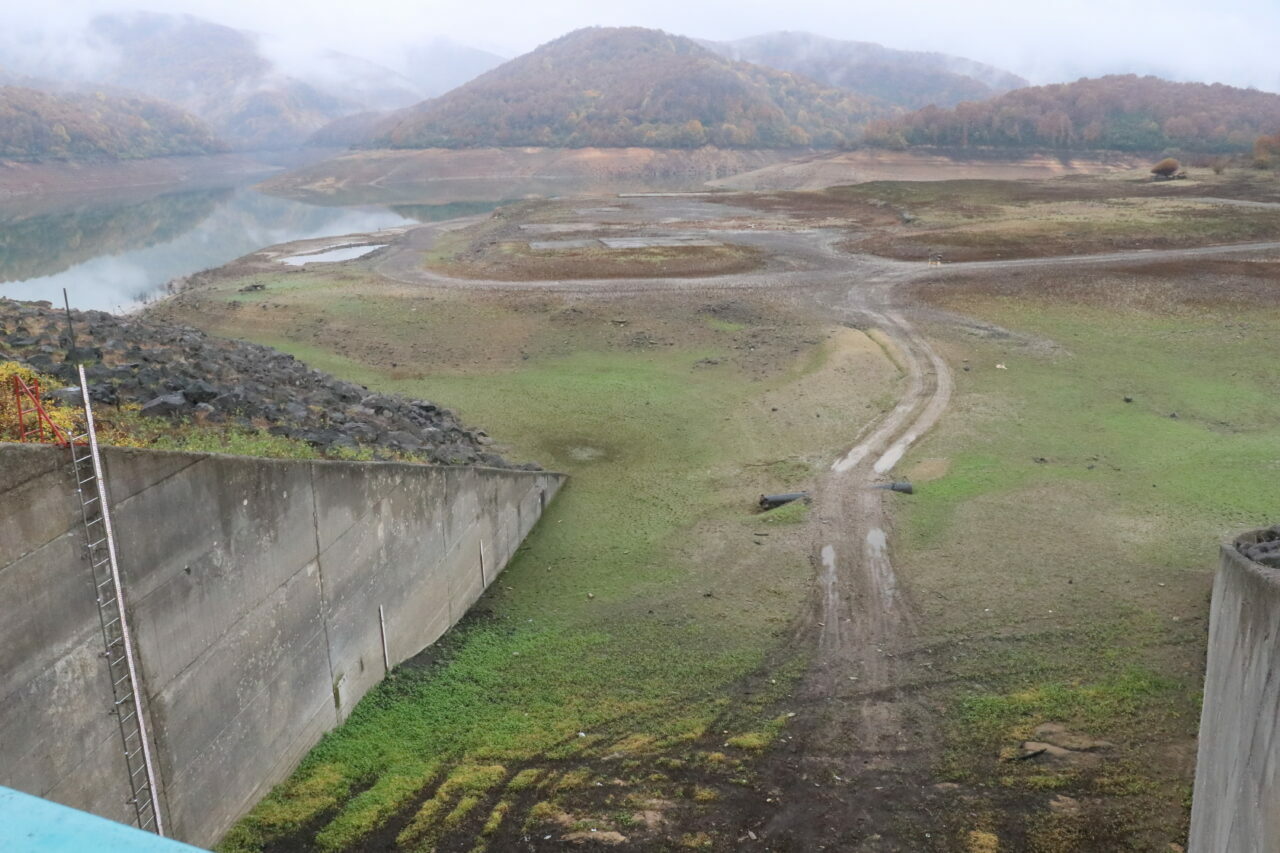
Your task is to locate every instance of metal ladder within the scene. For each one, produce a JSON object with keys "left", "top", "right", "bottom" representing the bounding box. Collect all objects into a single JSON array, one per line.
[{"left": 68, "top": 365, "right": 166, "bottom": 836}]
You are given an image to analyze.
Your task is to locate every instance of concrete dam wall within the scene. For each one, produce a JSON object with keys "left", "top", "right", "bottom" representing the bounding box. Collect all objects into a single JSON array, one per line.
[
  {"left": 1189, "top": 530, "right": 1280, "bottom": 852},
  {"left": 0, "top": 442, "right": 563, "bottom": 847}
]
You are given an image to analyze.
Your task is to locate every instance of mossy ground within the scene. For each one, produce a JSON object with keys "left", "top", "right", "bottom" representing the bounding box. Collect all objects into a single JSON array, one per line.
[
  {"left": 896, "top": 291, "right": 1280, "bottom": 848},
  {"left": 151, "top": 177, "right": 1280, "bottom": 850},
  {"left": 187, "top": 273, "right": 898, "bottom": 851}
]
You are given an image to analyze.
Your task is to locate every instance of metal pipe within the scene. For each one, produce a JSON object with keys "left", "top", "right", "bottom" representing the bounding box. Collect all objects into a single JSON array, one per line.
[
  {"left": 378, "top": 605, "right": 390, "bottom": 674},
  {"left": 758, "top": 492, "right": 810, "bottom": 510}
]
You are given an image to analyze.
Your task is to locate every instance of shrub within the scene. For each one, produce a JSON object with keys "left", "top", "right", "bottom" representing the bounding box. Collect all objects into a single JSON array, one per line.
[{"left": 0, "top": 361, "right": 79, "bottom": 442}]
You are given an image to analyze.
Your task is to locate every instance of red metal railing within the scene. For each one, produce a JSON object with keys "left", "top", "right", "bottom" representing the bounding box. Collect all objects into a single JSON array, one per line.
[{"left": 10, "top": 374, "right": 71, "bottom": 446}]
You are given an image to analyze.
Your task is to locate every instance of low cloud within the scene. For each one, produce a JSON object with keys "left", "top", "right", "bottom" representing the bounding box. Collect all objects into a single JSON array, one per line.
[{"left": 4, "top": 0, "right": 1278, "bottom": 94}]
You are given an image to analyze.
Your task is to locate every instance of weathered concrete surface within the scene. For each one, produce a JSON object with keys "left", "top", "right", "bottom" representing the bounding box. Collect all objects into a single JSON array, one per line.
[
  {"left": 1189, "top": 530, "right": 1280, "bottom": 853},
  {"left": 0, "top": 442, "right": 562, "bottom": 848}
]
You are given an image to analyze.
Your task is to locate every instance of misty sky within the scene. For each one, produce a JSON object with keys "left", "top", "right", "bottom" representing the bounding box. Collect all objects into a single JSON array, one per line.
[{"left": 27, "top": 0, "right": 1280, "bottom": 93}]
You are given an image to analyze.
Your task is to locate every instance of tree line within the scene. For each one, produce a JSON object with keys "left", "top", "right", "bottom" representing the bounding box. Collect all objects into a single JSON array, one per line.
[
  {"left": 0, "top": 86, "right": 224, "bottom": 162},
  {"left": 863, "top": 75, "right": 1280, "bottom": 153}
]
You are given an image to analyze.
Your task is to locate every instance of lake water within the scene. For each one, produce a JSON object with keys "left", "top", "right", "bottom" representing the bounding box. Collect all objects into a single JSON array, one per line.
[
  {"left": 281, "top": 244, "right": 388, "bottom": 265},
  {"left": 0, "top": 171, "right": 713, "bottom": 313},
  {"left": 0, "top": 185, "right": 469, "bottom": 312}
]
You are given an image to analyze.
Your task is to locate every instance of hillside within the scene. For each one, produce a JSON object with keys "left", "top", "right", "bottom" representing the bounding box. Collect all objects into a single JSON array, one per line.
[
  {"left": 85, "top": 12, "right": 424, "bottom": 150},
  {"left": 872, "top": 74, "right": 1280, "bottom": 152},
  {"left": 0, "top": 12, "right": 432, "bottom": 151},
  {"left": 306, "top": 111, "right": 390, "bottom": 148},
  {"left": 706, "top": 31, "right": 1027, "bottom": 109},
  {"left": 375, "top": 27, "right": 889, "bottom": 150},
  {"left": 0, "top": 86, "right": 224, "bottom": 162},
  {"left": 399, "top": 37, "right": 506, "bottom": 98}
]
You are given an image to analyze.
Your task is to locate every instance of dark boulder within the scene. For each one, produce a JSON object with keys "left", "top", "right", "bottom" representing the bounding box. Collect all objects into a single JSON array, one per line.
[
  {"left": 140, "top": 392, "right": 192, "bottom": 418},
  {"left": 184, "top": 379, "right": 219, "bottom": 404}
]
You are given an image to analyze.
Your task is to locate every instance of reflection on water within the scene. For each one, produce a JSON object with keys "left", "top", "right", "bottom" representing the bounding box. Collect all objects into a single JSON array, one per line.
[
  {"left": 0, "top": 172, "right": 713, "bottom": 313},
  {"left": 282, "top": 244, "right": 387, "bottom": 266},
  {"left": 0, "top": 187, "right": 412, "bottom": 312}
]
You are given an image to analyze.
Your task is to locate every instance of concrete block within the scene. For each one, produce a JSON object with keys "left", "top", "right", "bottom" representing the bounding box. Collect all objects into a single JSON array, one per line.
[
  {"left": 115, "top": 456, "right": 318, "bottom": 689},
  {"left": 0, "top": 532, "right": 100, "bottom": 696},
  {"left": 0, "top": 444, "right": 77, "bottom": 569},
  {"left": 1190, "top": 534, "right": 1280, "bottom": 852},
  {"left": 0, "top": 441, "right": 565, "bottom": 848},
  {"left": 147, "top": 560, "right": 330, "bottom": 781},
  {"left": 0, "top": 635, "right": 122, "bottom": 803}
]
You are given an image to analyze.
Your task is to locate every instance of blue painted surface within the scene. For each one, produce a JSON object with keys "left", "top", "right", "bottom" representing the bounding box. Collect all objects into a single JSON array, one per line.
[{"left": 0, "top": 787, "right": 207, "bottom": 852}]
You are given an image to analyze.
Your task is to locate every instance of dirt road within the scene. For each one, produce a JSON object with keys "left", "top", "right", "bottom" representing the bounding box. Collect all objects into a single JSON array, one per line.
[{"left": 350, "top": 201, "right": 1280, "bottom": 848}]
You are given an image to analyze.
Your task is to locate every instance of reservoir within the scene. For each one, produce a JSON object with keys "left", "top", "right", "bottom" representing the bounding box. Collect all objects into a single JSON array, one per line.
[{"left": 0, "top": 184, "right": 413, "bottom": 312}]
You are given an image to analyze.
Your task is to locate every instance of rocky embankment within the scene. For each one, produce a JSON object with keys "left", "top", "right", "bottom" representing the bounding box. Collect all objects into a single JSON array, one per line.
[
  {"left": 0, "top": 299, "right": 523, "bottom": 468},
  {"left": 1240, "top": 526, "right": 1280, "bottom": 569}
]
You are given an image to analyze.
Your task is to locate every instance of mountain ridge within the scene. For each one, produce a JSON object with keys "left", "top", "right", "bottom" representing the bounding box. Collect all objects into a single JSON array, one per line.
[
  {"left": 372, "top": 27, "right": 893, "bottom": 150},
  {"left": 703, "top": 31, "right": 1027, "bottom": 109}
]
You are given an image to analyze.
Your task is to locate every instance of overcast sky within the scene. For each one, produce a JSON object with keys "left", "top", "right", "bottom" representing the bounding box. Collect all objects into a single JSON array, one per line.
[{"left": 29, "top": 0, "right": 1280, "bottom": 92}]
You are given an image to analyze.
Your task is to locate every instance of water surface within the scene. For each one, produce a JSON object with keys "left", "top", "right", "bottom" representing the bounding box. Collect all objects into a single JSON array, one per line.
[
  {"left": 281, "top": 244, "right": 388, "bottom": 265},
  {"left": 0, "top": 186, "right": 411, "bottom": 311}
]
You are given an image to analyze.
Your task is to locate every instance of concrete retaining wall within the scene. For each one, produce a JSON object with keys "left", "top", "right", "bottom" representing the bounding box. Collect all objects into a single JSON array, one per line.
[
  {"left": 0, "top": 442, "right": 562, "bottom": 847},
  {"left": 1189, "top": 530, "right": 1280, "bottom": 852}
]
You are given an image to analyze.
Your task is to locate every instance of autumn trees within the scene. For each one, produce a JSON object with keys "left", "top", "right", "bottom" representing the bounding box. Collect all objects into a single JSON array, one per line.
[
  {"left": 1255, "top": 132, "right": 1280, "bottom": 168},
  {"left": 374, "top": 27, "right": 886, "bottom": 150},
  {"left": 879, "top": 75, "right": 1280, "bottom": 153},
  {"left": 0, "top": 86, "right": 223, "bottom": 161}
]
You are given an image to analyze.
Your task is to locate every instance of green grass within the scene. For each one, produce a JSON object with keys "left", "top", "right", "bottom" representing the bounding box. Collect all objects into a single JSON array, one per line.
[
  {"left": 897, "top": 297, "right": 1280, "bottom": 837},
  {"left": 217, "top": 319, "right": 859, "bottom": 851},
  {"left": 955, "top": 667, "right": 1176, "bottom": 749}
]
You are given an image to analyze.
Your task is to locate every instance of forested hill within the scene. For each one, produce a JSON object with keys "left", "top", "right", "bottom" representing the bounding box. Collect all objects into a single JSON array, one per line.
[
  {"left": 705, "top": 32, "right": 1027, "bottom": 109},
  {"left": 868, "top": 75, "right": 1280, "bottom": 152},
  {"left": 375, "top": 27, "right": 890, "bottom": 150},
  {"left": 0, "top": 86, "right": 224, "bottom": 161}
]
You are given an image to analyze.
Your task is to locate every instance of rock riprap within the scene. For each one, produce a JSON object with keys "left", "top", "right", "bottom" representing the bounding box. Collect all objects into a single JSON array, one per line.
[{"left": 0, "top": 299, "right": 526, "bottom": 469}]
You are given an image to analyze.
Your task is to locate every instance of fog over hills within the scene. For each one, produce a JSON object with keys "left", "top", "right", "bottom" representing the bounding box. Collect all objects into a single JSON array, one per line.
[
  {"left": 705, "top": 32, "right": 1027, "bottom": 109},
  {"left": 400, "top": 37, "right": 507, "bottom": 98},
  {"left": 0, "top": 12, "right": 505, "bottom": 151},
  {"left": 373, "top": 27, "right": 891, "bottom": 150}
]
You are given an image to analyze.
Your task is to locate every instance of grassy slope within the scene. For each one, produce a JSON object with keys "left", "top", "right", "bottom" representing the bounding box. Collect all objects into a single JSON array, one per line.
[
  {"left": 195, "top": 276, "right": 897, "bottom": 851},
  {"left": 830, "top": 173, "right": 1280, "bottom": 261},
  {"left": 896, "top": 295, "right": 1280, "bottom": 848}
]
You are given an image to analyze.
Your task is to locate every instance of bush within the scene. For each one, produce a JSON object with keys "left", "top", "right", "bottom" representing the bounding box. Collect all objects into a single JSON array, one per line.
[
  {"left": 0, "top": 362, "right": 80, "bottom": 442},
  {"left": 1151, "top": 157, "right": 1180, "bottom": 178}
]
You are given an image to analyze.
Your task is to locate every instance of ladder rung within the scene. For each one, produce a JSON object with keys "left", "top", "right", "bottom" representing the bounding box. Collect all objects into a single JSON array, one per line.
[
  {"left": 85, "top": 516, "right": 104, "bottom": 527},
  {"left": 114, "top": 672, "right": 131, "bottom": 688},
  {"left": 87, "top": 537, "right": 107, "bottom": 549},
  {"left": 118, "top": 710, "right": 136, "bottom": 725},
  {"left": 82, "top": 496, "right": 100, "bottom": 506},
  {"left": 131, "top": 763, "right": 146, "bottom": 779},
  {"left": 115, "top": 693, "right": 133, "bottom": 707},
  {"left": 78, "top": 476, "right": 97, "bottom": 486},
  {"left": 122, "top": 727, "right": 140, "bottom": 743},
  {"left": 105, "top": 634, "right": 123, "bottom": 647},
  {"left": 97, "top": 577, "right": 114, "bottom": 590}
]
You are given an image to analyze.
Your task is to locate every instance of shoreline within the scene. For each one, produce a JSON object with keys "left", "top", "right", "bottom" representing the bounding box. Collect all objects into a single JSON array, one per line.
[{"left": 0, "top": 153, "right": 282, "bottom": 201}]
